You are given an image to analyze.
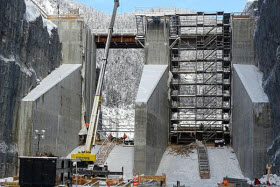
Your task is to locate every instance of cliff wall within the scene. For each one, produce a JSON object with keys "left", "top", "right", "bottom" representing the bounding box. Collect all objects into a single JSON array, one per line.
[{"left": 0, "top": 0, "right": 61, "bottom": 177}]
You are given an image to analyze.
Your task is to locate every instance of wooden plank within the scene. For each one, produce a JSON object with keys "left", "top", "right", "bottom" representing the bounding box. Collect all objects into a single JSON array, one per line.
[{"left": 138, "top": 174, "right": 166, "bottom": 184}]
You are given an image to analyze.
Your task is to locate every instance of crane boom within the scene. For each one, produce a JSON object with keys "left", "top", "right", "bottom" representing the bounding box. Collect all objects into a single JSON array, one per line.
[
  {"left": 72, "top": 0, "right": 119, "bottom": 162},
  {"left": 85, "top": 0, "right": 119, "bottom": 152}
]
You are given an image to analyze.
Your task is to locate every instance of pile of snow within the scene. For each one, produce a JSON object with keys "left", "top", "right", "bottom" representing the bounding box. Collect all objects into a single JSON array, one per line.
[{"left": 156, "top": 146, "right": 245, "bottom": 187}]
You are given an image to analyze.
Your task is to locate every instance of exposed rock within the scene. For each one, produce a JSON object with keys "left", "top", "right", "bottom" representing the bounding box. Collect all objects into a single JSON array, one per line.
[
  {"left": 255, "top": 0, "right": 280, "bottom": 173},
  {"left": 0, "top": 0, "right": 61, "bottom": 177}
]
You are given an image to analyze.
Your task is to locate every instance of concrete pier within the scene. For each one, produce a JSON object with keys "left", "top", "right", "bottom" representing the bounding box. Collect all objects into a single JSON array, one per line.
[
  {"left": 17, "top": 64, "right": 82, "bottom": 157},
  {"left": 53, "top": 19, "right": 96, "bottom": 124},
  {"left": 232, "top": 16, "right": 256, "bottom": 65},
  {"left": 134, "top": 65, "right": 169, "bottom": 175},
  {"left": 144, "top": 18, "right": 169, "bottom": 65},
  {"left": 232, "top": 64, "right": 272, "bottom": 179}
]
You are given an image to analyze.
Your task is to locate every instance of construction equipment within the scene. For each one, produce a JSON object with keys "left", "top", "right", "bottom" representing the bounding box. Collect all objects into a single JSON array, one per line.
[{"left": 71, "top": 0, "right": 119, "bottom": 163}]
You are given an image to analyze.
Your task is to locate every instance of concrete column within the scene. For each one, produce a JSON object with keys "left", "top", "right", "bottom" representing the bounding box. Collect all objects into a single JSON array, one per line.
[
  {"left": 17, "top": 65, "right": 82, "bottom": 157},
  {"left": 134, "top": 65, "right": 169, "bottom": 175},
  {"left": 232, "top": 64, "right": 272, "bottom": 179},
  {"left": 53, "top": 19, "right": 97, "bottom": 126},
  {"left": 144, "top": 18, "right": 169, "bottom": 65},
  {"left": 231, "top": 16, "right": 256, "bottom": 65}
]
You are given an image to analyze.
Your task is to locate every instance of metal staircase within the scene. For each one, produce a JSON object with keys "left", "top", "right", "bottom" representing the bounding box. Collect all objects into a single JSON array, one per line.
[
  {"left": 95, "top": 139, "right": 116, "bottom": 165},
  {"left": 197, "top": 141, "right": 210, "bottom": 179}
]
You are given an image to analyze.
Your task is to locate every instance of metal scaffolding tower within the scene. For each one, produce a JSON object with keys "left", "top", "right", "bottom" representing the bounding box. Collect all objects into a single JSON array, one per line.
[
  {"left": 169, "top": 12, "right": 231, "bottom": 144},
  {"left": 135, "top": 12, "right": 231, "bottom": 144}
]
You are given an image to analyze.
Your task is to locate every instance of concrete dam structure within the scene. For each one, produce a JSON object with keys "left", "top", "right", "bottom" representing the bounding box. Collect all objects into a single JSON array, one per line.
[
  {"left": 13, "top": 15, "right": 97, "bottom": 175},
  {"left": 133, "top": 12, "right": 271, "bottom": 179},
  {"left": 1, "top": 0, "right": 277, "bottom": 182}
]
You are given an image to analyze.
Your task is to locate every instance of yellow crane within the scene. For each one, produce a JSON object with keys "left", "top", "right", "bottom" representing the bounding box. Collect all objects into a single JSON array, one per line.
[{"left": 72, "top": 0, "right": 120, "bottom": 163}]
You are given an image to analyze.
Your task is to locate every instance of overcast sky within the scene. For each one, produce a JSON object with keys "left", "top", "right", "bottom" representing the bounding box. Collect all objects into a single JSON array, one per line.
[{"left": 75, "top": 0, "right": 250, "bottom": 13}]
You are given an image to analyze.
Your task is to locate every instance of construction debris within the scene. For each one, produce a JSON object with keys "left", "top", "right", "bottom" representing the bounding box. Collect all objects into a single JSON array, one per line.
[
  {"left": 135, "top": 174, "right": 167, "bottom": 186},
  {"left": 168, "top": 143, "right": 196, "bottom": 156},
  {"left": 72, "top": 175, "right": 99, "bottom": 186}
]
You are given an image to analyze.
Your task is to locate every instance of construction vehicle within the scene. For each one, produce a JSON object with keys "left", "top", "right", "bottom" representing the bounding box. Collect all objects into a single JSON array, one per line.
[{"left": 71, "top": 0, "right": 119, "bottom": 166}]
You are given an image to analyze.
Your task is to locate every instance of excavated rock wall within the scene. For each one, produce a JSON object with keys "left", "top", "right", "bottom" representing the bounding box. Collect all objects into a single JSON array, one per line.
[
  {"left": 255, "top": 0, "right": 280, "bottom": 173},
  {"left": 0, "top": 0, "right": 61, "bottom": 177}
]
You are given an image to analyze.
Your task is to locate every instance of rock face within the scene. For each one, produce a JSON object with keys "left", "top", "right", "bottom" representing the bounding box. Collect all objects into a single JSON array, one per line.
[
  {"left": 255, "top": 0, "right": 280, "bottom": 173},
  {"left": 0, "top": 0, "right": 61, "bottom": 177}
]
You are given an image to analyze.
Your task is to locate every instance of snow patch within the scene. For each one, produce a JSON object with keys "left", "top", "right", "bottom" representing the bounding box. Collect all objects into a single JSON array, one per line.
[
  {"left": 0, "top": 54, "right": 34, "bottom": 76},
  {"left": 0, "top": 141, "right": 8, "bottom": 154},
  {"left": 24, "top": 0, "right": 57, "bottom": 37},
  {"left": 0, "top": 54, "right": 15, "bottom": 62},
  {"left": 42, "top": 18, "right": 57, "bottom": 37},
  {"left": 24, "top": 0, "right": 41, "bottom": 22}
]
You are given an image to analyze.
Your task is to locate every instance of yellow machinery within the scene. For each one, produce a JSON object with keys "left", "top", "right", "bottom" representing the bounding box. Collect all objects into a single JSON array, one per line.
[{"left": 71, "top": 0, "right": 119, "bottom": 163}]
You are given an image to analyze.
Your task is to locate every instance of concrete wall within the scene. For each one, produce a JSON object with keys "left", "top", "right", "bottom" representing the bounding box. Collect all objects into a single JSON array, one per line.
[
  {"left": 145, "top": 18, "right": 169, "bottom": 65},
  {"left": 232, "top": 64, "right": 272, "bottom": 179},
  {"left": 53, "top": 19, "right": 96, "bottom": 123},
  {"left": 17, "top": 64, "right": 82, "bottom": 157},
  {"left": 134, "top": 65, "right": 169, "bottom": 175},
  {"left": 232, "top": 17, "right": 256, "bottom": 65}
]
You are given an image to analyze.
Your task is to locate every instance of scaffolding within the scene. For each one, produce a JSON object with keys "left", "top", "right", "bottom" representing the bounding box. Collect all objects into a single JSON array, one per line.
[
  {"left": 168, "top": 12, "right": 231, "bottom": 144},
  {"left": 135, "top": 12, "right": 231, "bottom": 144}
]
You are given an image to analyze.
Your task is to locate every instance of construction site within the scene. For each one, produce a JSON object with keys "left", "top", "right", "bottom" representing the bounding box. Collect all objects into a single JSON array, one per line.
[{"left": 1, "top": 0, "right": 280, "bottom": 186}]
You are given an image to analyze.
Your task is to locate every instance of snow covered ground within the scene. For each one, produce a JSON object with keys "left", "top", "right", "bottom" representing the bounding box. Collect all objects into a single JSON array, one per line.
[
  {"left": 156, "top": 146, "right": 245, "bottom": 187},
  {"left": 105, "top": 145, "right": 134, "bottom": 180},
  {"left": 99, "top": 145, "right": 246, "bottom": 186}
]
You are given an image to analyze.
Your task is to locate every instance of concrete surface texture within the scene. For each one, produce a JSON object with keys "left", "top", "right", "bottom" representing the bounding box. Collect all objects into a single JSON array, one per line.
[
  {"left": 232, "top": 64, "right": 272, "bottom": 179},
  {"left": 134, "top": 65, "right": 169, "bottom": 175},
  {"left": 156, "top": 146, "right": 244, "bottom": 187},
  {"left": 232, "top": 17, "right": 256, "bottom": 65},
  {"left": 144, "top": 18, "right": 169, "bottom": 65},
  {"left": 17, "top": 64, "right": 82, "bottom": 157},
  {"left": 53, "top": 19, "right": 96, "bottom": 124}
]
